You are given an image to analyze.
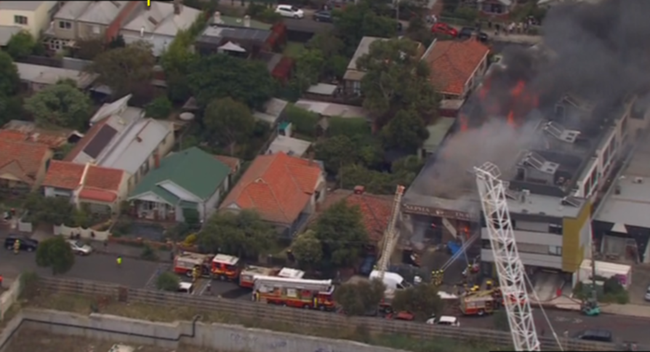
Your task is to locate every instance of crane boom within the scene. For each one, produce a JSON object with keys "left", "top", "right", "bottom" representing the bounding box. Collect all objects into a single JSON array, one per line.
[
  {"left": 377, "top": 185, "right": 405, "bottom": 278},
  {"left": 474, "top": 162, "right": 540, "bottom": 352}
]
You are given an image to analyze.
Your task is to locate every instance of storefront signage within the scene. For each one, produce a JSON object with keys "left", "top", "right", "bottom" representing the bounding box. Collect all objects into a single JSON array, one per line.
[{"left": 402, "top": 203, "right": 471, "bottom": 221}]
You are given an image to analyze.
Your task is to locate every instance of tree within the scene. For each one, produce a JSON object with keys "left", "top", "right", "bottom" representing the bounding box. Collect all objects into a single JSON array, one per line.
[
  {"left": 6, "top": 31, "right": 36, "bottom": 60},
  {"left": 36, "top": 236, "right": 75, "bottom": 275},
  {"left": 291, "top": 230, "right": 323, "bottom": 270},
  {"left": 314, "top": 201, "right": 368, "bottom": 268},
  {"left": 391, "top": 283, "right": 443, "bottom": 321},
  {"left": 75, "top": 37, "right": 105, "bottom": 60},
  {"left": 156, "top": 271, "right": 181, "bottom": 291},
  {"left": 160, "top": 30, "right": 198, "bottom": 103},
  {"left": 333, "top": 1, "right": 397, "bottom": 53},
  {"left": 381, "top": 109, "right": 429, "bottom": 152},
  {"left": 88, "top": 41, "right": 155, "bottom": 99},
  {"left": 24, "top": 193, "right": 75, "bottom": 225},
  {"left": 306, "top": 32, "right": 348, "bottom": 79},
  {"left": 204, "top": 97, "right": 256, "bottom": 155},
  {"left": 334, "top": 279, "right": 385, "bottom": 316},
  {"left": 187, "top": 54, "right": 276, "bottom": 109},
  {"left": 293, "top": 49, "right": 325, "bottom": 91},
  {"left": 314, "top": 135, "right": 358, "bottom": 174},
  {"left": 357, "top": 38, "right": 439, "bottom": 121},
  {"left": 198, "top": 210, "right": 274, "bottom": 259},
  {"left": 405, "top": 15, "right": 435, "bottom": 47},
  {"left": 145, "top": 96, "right": 173, "bottom": 119},
  {"left": 0, "top": 51, "right": 19, "bottom": 96},
  {"left": 24, "top": 81, "right": 92, "bottom": 129},
  {"left": 338, "top": 164, "right": 394, "bottom": 194}
]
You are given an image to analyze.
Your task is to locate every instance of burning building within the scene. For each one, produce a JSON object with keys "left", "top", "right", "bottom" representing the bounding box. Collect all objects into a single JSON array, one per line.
[{"left": 402, "top": 0, "right": 647, "bottom": 275}]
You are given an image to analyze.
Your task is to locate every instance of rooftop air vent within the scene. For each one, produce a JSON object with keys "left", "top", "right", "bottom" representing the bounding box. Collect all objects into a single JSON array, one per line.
[
  {"left": 521, "top": 152, "right": 559, "bottom": 175},
  {"left": 543, "top": 121, "right": 581, "bottom": 143},
  {"left": 561, "top": 196, "right": 581, "bottom": 207}
]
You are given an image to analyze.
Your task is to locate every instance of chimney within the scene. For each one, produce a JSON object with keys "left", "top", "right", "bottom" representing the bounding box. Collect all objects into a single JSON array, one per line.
[
  {"left": 154, "top": 153, "right": 160, "bottom": 169},
  {"left": 213, "top": 11, "right": 221, "bottom": 24},
  {"left": 173, "top": 0, "right": 182, "bottom": 15},
  {"left": 244, "top": 15, "right": 251, "bottom": 28},
  {"left": 354, "top": 185, "right": 365, "bottom": 195}
]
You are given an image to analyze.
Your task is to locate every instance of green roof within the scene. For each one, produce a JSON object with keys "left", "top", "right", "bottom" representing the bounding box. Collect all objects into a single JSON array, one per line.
[
  {"left": 423, "top": 117, "right": 455, "bottom": 153},
  {"left": 128, "top": 147, "right": 231, "bottom": 203}
]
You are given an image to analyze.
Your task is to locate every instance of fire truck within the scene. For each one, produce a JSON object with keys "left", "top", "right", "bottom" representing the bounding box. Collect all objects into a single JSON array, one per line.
[
  {"left": 459, "top": 294, "right": 496, "bottom": 316},
  {"left": 173, "top": 252, "right": 213, "bottom": 277},
  {"left": 252, "top": 275, "right": 335, "bottom": 311},
  {"left": 239, "top": 267, "right": 305, "bottom": 288},
  {"left": 211, "top": 254, "right": 241, "bottom": 281}
]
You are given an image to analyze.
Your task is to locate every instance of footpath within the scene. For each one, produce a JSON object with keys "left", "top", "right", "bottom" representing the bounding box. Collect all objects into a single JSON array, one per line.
[{"left": 535, "top": 295, "right": 650, "bottom": 318}]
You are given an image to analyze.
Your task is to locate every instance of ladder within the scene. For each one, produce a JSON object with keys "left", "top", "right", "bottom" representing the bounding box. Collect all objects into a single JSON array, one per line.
[
  {"left": 253, "top": 275, "right": 332, "bottom": 292},
  {"left": 377, "top": 185, "right": 406, "bottom": 278}
]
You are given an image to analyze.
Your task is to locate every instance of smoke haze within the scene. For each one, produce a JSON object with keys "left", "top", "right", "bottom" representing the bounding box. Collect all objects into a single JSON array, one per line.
[{"left": 413, "top": 0, "right": 649, "bottom": 198}]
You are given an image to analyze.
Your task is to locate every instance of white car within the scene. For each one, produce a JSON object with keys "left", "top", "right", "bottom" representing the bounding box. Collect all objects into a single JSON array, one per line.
[
  {"left": 275, "top": 5, "right": 304, "bottom": 19},
  {"left": 426, "top": 315, "right": 460, "bottom": 327},
  {"left": 68, "top": 240, "right": 93, "bottom": 255},
  {"left": 178, "top": 282, "right": 194, "bottom": 294}
]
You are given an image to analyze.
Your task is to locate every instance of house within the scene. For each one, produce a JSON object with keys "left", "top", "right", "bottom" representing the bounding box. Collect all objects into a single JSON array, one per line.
[
  {"left": 0, "top": 121, "right": 72, "bottom": 149},
  {"left": 127, "top": 147, "right": 232, "bottom": 222},
  {"left": 0, "top": 1, "right": 60, "bottom": 39},
  {"left": 343, "top": 36, "right": 387, "bottom": 96},
  {"left": 294, "top": 100, "right": 369, "bottom": 119},
  {"left": 423, "top": 38, "right": 490, "bottom": 100},
  {"left": 49, "top": 1, "right": 140, "bottom": 45},
  {"left": 195, "top": 13, "right": 274, "bottom": 57},
  {"left": 220, "top": 152, "right": 326, "bottom": 237},
  {"left": 266, "top": 135, "right": 312, "bottom": 157},
  {"left": 0, "top": 139, "right": 52, "bottom": 193},
  {"left": 477, "top": 0, "right": 515, "bottom": 16},
  {"left": 65, "top": 94, "right": 175, "bottom": 191},
  {"left": 312, "top": 188, "right": 393, "bottom": 246},
  {"left": 15, "top": 62, "right": 98, "bottom": 91},
  {"left": 42, "top": 160, "right": 127, "bottom": 214},
  {"left": 120, "top": 1, "right": 201, "bottom": 56}
]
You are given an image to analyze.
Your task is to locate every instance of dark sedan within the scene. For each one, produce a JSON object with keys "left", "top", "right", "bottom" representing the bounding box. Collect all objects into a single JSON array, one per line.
[
  {"left": 313, "top": 10, "right": 332, "bottom": 22},
  {"left": 458, "top": 26, "right": 489, "bottom": 42}
]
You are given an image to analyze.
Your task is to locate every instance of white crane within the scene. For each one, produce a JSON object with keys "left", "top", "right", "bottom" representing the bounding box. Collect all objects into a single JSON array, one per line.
[
  {"left": 474, "top": 162, "right": 540, "bottom": 351},
  {"left": 377, "top": 185, "right": 405, "bottom": 279}
]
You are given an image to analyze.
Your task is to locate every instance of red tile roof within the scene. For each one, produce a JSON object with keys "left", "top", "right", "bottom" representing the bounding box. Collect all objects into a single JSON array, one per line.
[
  {"left": 313, "top": 189, "right": 393, "bottom": 243},
  {"left": 214, "top": 155, "right": 240, "bottom": 174},
  {"left": 64, "top": 119, "right": 109, "bottom": 161},
  {"left": 42, "top": 160, "right": 86, "bottom": 190},
  {"left": 425, "top": 39, "right": 489, "bottom": 96},
  {"left": 0, "top": 140, "right": 51, "bottom": 183},
  {"left": 43, "top": 160, "right": 124, "bottom": 201},
  {"left": 220, "top": 152, "right": 322, "bottom": 224},
  {"left": 0, "top": 129, "right": 68, "bottom": 148}
]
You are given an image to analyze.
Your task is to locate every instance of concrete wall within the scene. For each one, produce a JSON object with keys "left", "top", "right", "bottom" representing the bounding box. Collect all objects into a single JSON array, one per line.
[
  {"left": 0, "top": 275, "right": 21, "bottom": 320},
  {"left": 52, "top": 224, "right": 110, "bottom": 241},
  {"left": 4, "top": 309, "right": 408, "bottom": 352}
]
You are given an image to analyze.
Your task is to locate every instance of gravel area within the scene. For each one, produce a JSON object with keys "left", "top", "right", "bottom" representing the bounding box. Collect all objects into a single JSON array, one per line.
[{"left": 5, "top": 329, "right": 223, "bottom": 352}]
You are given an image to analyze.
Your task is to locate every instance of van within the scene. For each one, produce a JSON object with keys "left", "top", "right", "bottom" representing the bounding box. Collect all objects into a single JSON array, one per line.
[
  {"left": 370, "top": 270, "right": 409, "bottom": 290},
  {"left": 426, "top": 316, "right": 460, "bottom": 327},
  {"left": 177, "top": 282, "right": 194, "bottom": 294},
  {"left": 574, "top": 329, "right": 613, "bottom": 343}
]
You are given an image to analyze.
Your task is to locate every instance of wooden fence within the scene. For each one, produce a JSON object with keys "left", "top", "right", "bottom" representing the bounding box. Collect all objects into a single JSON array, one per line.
[{"left": 35, "top": 277, "right": 623, "bottom": 351}]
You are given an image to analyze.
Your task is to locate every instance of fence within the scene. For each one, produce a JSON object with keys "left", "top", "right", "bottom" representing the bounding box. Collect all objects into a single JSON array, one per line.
[
  {"left": 53, "top": 224, "right": 111, "bottom": 242},
  {"left": 0, "top": 275, "right": 21, "bottom": 320},
  {"left": 36, "top": 277, "right": 622, "bottom": 351}
]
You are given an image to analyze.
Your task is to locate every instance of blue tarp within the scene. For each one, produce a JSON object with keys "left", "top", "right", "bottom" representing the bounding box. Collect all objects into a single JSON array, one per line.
[{"left": 447, "top": 241, "right": 465, "bottom": 259}]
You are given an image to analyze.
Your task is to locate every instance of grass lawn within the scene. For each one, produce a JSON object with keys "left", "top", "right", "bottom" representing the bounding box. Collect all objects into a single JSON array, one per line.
[{"left": 283, "top": 42, "right": 305, "bottom": 59}]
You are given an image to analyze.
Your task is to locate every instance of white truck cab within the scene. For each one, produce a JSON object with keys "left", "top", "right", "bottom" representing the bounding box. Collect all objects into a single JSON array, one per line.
[{"left": 369, "top": 270, "right": 409, "bottom": 290}]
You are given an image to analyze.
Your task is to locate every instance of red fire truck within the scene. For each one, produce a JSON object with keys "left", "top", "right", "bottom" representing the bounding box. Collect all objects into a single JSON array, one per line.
[
  {"left": 239, "top": 267, "right": 306, "bottom": 288},
  {"left": 211, "top": 254, "right": 241, "bottom": 281},
  {"left": 173, "top": 252, "right": 213, "bottom": 277},
  {"left": 459, "top": 294, "right": 496, "bottom": 316},
  {"left": 252, "top": 275, "right": 335, "bottom": 311}
]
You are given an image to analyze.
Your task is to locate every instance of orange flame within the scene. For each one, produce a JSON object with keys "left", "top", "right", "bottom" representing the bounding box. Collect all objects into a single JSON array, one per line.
[{"left": 510, "top": 80, "right": 525, "bottom": 97}]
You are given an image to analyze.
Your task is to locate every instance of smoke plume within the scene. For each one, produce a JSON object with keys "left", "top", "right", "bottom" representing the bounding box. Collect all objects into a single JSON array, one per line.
[{"left": 413, "top": 0, "right": 650, "bottom": 199}]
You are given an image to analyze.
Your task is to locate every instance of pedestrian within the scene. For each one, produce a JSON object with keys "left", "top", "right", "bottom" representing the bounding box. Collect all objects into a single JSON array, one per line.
[
  {"left": 116, "top": 255, "right": 122, "bottom": 267},
  {"left": 13, "top": 239, "right": 20, "bottom": 254}
]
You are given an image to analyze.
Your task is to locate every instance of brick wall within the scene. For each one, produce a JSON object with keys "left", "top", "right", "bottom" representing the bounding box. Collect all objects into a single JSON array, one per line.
[{"left": 105, "top": 1, "right": 142, "bottom": 42}]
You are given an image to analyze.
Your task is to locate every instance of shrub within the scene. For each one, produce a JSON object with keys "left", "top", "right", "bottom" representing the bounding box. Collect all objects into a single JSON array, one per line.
[
  {"left": 140, "top": 245, "right": 158, "bottom": 261},
  {"left": 285, "top": 104, "right": 319, "bottom": 137},
  {"left": 328, "top": 117, "right": 370, "bottom": 138},
  {"left": 183, "top": 233, "right": 198, "bottom": 247},
  {"left": 145, "top": 96, "right": 173, "bottom": 119},
  {"left": 156, "top": 272, "right": 180, "bottom": 292}
]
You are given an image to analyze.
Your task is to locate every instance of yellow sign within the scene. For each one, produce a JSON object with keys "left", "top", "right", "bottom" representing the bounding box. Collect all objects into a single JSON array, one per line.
[{"left": 147, "top": 0, "right": 151, "bottom": 6}]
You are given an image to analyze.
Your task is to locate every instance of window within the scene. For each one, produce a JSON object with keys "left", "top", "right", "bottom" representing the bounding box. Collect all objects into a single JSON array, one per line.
[
  {"left": 92, "top": 25, "right": 100, "bottom": 34},
  {"left": 14, "top": 15, "right": 28, "bottom": 25},
  {"left": 481, "top": 239, "right": 491, "bottom": 249},
  {"left": 548, "top": 224, "right": 563, "bottom": 235},
  {"left": 548, "top": 246, "right": 562, "bottom": 256},
  {"left": 59, "top": 21, "right": 71, "bottom": 29}
]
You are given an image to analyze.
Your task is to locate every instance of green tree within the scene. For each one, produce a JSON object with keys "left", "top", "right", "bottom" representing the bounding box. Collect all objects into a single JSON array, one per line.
[
  {"left": 333, "top": 1, "right": 397, "bottom": 52},
  {"left": 294, "top": 49, "right": 325, "bottom": 91},
  {"left": 338, "top": 164, "right": 394, "bottom": 194},
  {"left": 204, "top": 97, "right": 256, "bottom": 155},
  {"left": 357, "top": 38, "right": 439, "bottom": 121},
  {"left": 391, "top": 283, "right": 443, "bottom": 321},
  {"left": 24, "top": 81, "right": 92, "bottom": 129},
  {"left": 75, "top": 37, "right": 105, "bottom": 60},
  {"left": 36, "top": 236, "right": 75, "bottom": 275},
  {"left": 405, "top": 15, "right": 435, "bottom": 47},
  {"left": 314, "top": 135, "right": 358, "bottom": 174},
  {"left": 198, "top": 210, "right": 274, "bottom": 259},
  {"left": 314, "top": 201, "right": 368, "bottom": 268},
  {"left": 188, "top": 54, "right": 276, "bottom": 109},
  {"left": 334, "top": 279, "right": 385, "bottom": 316},
  {"left": 160, "top": 29, "right": 198, "bottom": 103},
  {"left": 306, "top": 32, "right": 348, "bottom": 79},
  {"left": 156, "top": 271, "right": 181, "bottom": 291},
  {"left": 145, "top": 96, "right": 173, "bottom": 119},
  {"left": 0, "top": 51, "right": 19, "bottom": 96},
  {"left": 291, "top": 230, "right": 323, "bottom": 270},
  {"left": 381, "top": 109, "right": 429, "bottom": 152},
  {"left": 88, "top": 41, "right": 155, "bottom": 99},
  {"left": 6, "top": 31, "right": 36, "bottom": 60},
  {"left": 24, "top": 193, "right": 75, "bottom": 225}
]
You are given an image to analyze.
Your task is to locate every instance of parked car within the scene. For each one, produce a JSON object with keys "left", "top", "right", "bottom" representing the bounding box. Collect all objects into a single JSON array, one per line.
[
  {"left": 178, "top": 282, "right": 195, "bottom": 294},
  {"left": 574, "top": 329, "right": 613, "bottom": 343},
  {"left": 68, "top": 240, "right": 93, "bottom": 255},
  {"left": 645, "top": 284, "right": 650, "bottom": 301},
  {"left": 426, "top": 315, "right": 460, "bottom": 326},
  {"left": 4, "top": 235, "right": 38, "bottom": 252},
  {"left": 431, "top": 22, "right": 458, "bottom": 37},
  {"left": 312, "top": 10, "right": 332, "bottom": 22},
  {"left": 458, "top": 27, "right": 489, "bottom": 42},
  {"left": 275, "top": 5, "right": 304, "bottom": 19}
]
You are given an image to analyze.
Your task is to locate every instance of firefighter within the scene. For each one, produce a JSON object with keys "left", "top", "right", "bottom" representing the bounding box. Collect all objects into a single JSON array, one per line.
[
  {"left": 486, "top": 280, "right": 493, "bottom": 290},
  {"left": 13, "top": 239, "right": 20, "bottom": 254},
  {"left": 116, "top": 256, "right": 122, "bottom": 267},
  {"left": 471, "top": 285, "right": 480, "bottom": 292},
  {"left": 192, "top": 266, "right": 200, "bottom": 283}
]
